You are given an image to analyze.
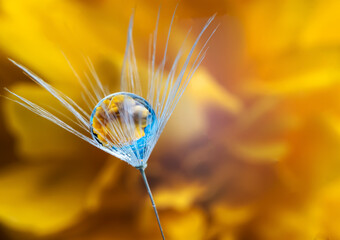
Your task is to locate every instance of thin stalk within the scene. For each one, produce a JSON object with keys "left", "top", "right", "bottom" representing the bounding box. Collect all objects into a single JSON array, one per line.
[{"left": 138, "top": 168, "right": 165, "bottom": 240}]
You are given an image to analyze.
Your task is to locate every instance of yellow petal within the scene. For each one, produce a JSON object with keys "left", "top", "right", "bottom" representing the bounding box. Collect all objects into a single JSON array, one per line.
[
  {"left": 154, "top": 183, "right": 205, "bottom": 211},
  {"left": 0, "top": 157, "right": 101, "bottom": 235},
  {"left": 188, "top": 68, "right": 242, "bottom": 114},
  {"left": 163, "top": 208, "right": 207, "bottom": 240},
  {"left": 4, "top": 83, "right": 90, "bottom": 158}
]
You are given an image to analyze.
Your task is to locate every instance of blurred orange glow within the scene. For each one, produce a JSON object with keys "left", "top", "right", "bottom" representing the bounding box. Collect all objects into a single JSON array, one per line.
[{"left": 1, "top": 0, "right": 340, "bottom": 240}]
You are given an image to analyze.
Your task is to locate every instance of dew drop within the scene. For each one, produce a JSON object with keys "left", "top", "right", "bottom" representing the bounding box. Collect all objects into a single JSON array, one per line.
[{"left": 90, "top": 92, "right": 157, "bottom": 160}]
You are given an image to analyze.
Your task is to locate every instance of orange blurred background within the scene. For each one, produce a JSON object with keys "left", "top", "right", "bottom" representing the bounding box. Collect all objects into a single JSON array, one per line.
[{"left": 1, "top": 0, "right": 340, "bottom": 239}]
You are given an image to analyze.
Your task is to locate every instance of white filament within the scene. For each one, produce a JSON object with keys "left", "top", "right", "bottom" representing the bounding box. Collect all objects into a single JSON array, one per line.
[{"left": 5, "top": 10, "right": 216, "bottom": 168}]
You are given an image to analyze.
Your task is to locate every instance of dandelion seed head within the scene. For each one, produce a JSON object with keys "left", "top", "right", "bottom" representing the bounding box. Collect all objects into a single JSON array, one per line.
[
  {"left": 4, "top": 8, "right": 216, "bottom": 238},
  {"left": 90, "top": 92, "right": 157, "bottom": 163},
  {"left": 5, "top": 8, "right": 216, "bottom": 170}
]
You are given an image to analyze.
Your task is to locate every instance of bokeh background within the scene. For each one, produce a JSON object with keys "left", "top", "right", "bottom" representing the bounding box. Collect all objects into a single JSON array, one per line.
[{"left": 1, "top": 0, "right": 340, "bottom": 239}]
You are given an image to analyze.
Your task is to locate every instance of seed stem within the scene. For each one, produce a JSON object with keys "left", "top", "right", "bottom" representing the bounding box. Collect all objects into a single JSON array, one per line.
[{"left": 138, "top": 168, "right": 165, "bottom": 240}]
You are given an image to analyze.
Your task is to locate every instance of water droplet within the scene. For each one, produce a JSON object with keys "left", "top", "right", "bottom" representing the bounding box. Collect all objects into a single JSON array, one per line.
[{"left": 90, "top": 92, "right": 157, "bottom": 160}]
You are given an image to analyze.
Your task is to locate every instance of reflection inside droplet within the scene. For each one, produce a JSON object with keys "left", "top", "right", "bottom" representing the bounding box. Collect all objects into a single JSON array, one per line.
[{"left": 90, "top": 92, "right": 157, "bottom": 159}]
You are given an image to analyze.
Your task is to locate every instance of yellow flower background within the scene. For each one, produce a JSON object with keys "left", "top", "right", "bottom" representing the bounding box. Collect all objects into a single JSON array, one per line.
[{"left": 1, "top": 0, "right": 340, "bottom": 239}]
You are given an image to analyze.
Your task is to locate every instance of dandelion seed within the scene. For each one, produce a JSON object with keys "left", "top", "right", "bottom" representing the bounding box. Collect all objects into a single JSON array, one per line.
[{"left": 5, "top": 8, "right": 216, "bottom": 240}]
